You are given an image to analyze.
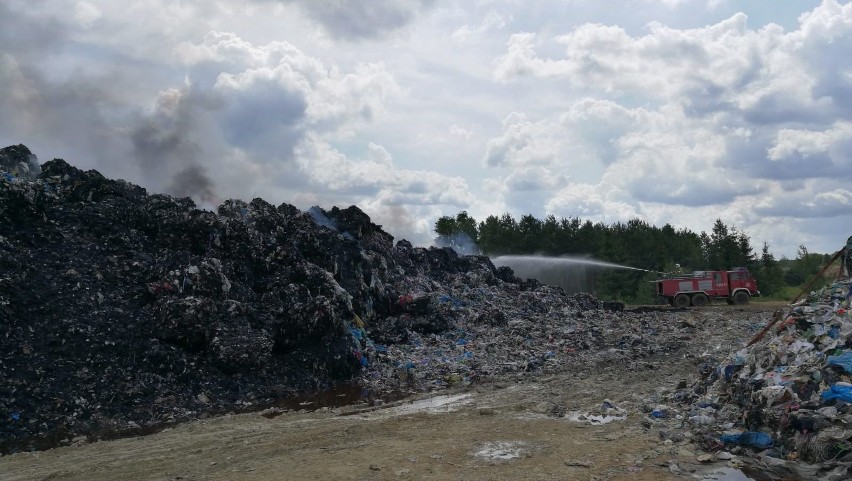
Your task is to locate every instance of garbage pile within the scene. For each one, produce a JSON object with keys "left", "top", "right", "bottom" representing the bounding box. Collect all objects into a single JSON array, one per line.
[
  {"left": 679, "top": 279, "right": 852, "bottom": 480},
  {"left": 1, "top": 144, "right": 689, "bottom": 454}
]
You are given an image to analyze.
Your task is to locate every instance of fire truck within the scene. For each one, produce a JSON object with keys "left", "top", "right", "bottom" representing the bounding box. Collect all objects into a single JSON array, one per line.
[{"left": 655, "top": 267, "right": 760, "bottom": 307}]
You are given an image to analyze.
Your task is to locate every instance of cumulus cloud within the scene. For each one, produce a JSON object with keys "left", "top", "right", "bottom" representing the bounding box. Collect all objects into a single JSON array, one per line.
[
  {"left": 296, "top": 138, "right": 474, "bottom": 206},
  {"left": 483, "top": 0, "right": 852, "bottom": 255},
  {"left": 753, "top": 181, "right": 852, "bottom": 218},
  {"left": 504, "top": 166, "right": 566, "bottom": 192},
  {"left": 492, "top": 8, "right": 849, "bottom": 126},
  {"left": 546, "top": 182, "right": 640, "bottom": 221},
  {"left": 767, "top": 121, "right": 852, "bottom": 168},
  {"left": 486, "top": 99, "right": 637, "bottom": 167},
  {"left": 484, "top": 112, "right": 558, "bottom": 167},
  {"left": 483, "top": 98, "right": 641, "bottom": 190},
  {"left": 181, "top": 31, "right": 401, "bottom": 137}
]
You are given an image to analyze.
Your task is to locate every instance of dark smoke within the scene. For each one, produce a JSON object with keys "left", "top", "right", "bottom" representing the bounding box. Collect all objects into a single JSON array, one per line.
[
  {"left": 130, "top": 117, "right": 199, "bottom": 173},
  {"left": 129, "top": 89, "right": 219, "bottom": 202},
  {"left": 169, "top": 164, "right": 216, "bottom": 203}
]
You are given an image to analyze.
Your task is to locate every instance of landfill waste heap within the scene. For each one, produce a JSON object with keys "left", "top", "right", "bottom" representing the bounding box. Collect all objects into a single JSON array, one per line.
[
  {"left": 0, "top": 144, "right": 659, "bottom": 454},
  {"left": 671, "top": 279, "right": 852, "bottom": 480}
]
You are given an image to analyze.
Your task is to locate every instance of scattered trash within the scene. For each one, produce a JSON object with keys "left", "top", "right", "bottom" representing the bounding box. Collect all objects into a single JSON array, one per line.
[{"left": 682, "top": 278, "right": 852, "bottom": 480}]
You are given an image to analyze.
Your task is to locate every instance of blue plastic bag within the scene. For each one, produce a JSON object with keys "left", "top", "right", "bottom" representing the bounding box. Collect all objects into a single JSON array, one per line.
[
  {"left": 720, "top": 431, "right": 772, "bottom": 449},
  {"left": 827, "top": 352, "right": 852, "bottom": 374},
  {"left": 821, "top": 384, "right": 852, "bottom": 403},
  {"left": 829, "top": 326, "right": 841, "bottom": 339}
]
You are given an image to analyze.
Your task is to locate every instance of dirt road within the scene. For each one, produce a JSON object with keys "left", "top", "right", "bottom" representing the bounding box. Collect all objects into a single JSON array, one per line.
[{"left": 0, "top": 303, "right": 782, "bottom": 481}]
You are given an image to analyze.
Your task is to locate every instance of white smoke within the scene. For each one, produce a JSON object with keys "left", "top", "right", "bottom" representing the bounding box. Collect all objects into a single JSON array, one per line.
[{"left": 435, "top": 232, "right": 482, "bottom": 256}]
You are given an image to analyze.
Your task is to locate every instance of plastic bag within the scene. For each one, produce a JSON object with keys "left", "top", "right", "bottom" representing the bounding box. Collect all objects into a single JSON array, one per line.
[{"left": 719, "top": 431, "right": 772, "bottom": 449}]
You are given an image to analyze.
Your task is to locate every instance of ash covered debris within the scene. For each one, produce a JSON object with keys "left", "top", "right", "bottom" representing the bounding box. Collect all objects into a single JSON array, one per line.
[{"left": 0, "top": 144, "right": 660, "bottom": 454}]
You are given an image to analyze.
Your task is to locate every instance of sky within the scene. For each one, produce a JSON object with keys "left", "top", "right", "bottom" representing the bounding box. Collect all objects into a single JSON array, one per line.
[{"left": 2, "top": 0, "right": 852, "bottom": 258}]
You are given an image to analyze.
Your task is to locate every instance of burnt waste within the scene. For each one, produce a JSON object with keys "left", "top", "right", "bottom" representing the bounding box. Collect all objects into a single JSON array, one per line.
[{"left": 0, "top": 144, "right": 631, "bottom": 454}]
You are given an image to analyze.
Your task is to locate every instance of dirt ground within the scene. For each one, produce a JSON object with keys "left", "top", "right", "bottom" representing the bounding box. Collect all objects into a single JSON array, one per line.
[{"left": 0, "top": 303, "right": 785, "bottom": 481}]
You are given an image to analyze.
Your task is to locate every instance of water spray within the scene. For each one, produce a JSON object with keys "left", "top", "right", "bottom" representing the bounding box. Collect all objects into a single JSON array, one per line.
[
  {"left": 490, "top": 255, "right": 666, "bottom": 294},
  {"left": 491, "top": 255, "right": 665, "bottom": 274}
]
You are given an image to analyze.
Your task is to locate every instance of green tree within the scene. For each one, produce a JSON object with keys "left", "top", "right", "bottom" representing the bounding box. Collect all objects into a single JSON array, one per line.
[
  {"left": 498, "top": 213, "right": 520, "bottom": 253},
  {"left": 540, "top": 215, "right": 560, "bottom": 255},
  {"left": 477, "top": 215, "right": 502, "bottom": 254},
  {"left": 705, "top": 219, "right": 754, "bottom": 269},
  {"left": 754, "top": 242, "right": 784, "bottom": 297},
  {"left": 517, "top": 214, "right": 543, "bottom": 252},
  {"left": 434, "top": 215, "right": 458, "bottom": 239}
]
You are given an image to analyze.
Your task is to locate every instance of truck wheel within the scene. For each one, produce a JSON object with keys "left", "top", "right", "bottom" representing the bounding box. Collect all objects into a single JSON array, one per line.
[
  {"left": 673, "top": 294, "right": 690, "bottom": 308},
  {"left": 691, "top": 293, "right": 708, "bottom": 307},
  {"left": 733, "top": 291, "right": 750, "bottom": 305}
]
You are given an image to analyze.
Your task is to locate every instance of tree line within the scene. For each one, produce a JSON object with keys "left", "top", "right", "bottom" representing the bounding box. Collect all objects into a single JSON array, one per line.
[{"left": 435, "top": 212, "right": 836, "bottom": 303}]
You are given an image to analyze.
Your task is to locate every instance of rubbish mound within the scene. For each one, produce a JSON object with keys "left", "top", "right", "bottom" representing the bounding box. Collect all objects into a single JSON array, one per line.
[
  {"left": 682, "top": 280, "right": 852, "bottom": 480},
  {"left": 1, "top": 154, "right": 377, "bottom": 452},
  {"left": 0, "top": 144, "right": 671, "bottom": 454}
]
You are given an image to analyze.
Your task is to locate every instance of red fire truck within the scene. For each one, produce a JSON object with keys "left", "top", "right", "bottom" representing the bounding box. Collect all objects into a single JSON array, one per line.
[{"left": 655, "top": 267, "right": 760, "bottom": 307}]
